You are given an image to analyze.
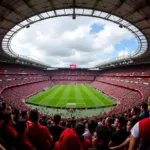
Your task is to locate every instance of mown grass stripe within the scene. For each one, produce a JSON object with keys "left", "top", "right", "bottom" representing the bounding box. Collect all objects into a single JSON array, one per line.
[{"left": 26, "top": 85, "right": 116, "bottom": 108}]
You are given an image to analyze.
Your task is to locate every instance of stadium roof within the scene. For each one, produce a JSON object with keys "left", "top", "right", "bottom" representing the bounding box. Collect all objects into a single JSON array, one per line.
[{"left": 0, "top": 0, "right": 150, "bottom": 69}]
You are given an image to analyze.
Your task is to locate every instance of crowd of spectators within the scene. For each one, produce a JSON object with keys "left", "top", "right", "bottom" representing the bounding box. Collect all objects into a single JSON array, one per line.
[
  {"left": 52, "top": 76, "right": 94, "bottom": 81},
  {"left": 54, "top": 81, "right": 92, "bottom": 84},
  {"left": 100, "top": 65, "right": 150, "bottom": 76},
  {"left": 0, "top": 63, "right": 45, "bottom": 74},
  {"left": 0, "top": 81, "right": 54, "bottom": 111},
  {"left": 1, "top": 64, "right": 150, "bottom": 149},
  {"left": 0, "top": 99, "right": 150, "bottom": 150}
]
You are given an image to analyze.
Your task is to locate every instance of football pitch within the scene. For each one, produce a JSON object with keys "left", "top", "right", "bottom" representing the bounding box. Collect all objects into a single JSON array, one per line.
[{"left": 26, "top": 85, "right": 116, "bottom": 108}]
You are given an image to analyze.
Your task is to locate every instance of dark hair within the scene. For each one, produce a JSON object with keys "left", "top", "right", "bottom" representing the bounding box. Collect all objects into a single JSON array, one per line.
[
  {"left": 61, "top": 121, "right": 66, "bottom": 127},
  {"left": 88, "top": 119, "right": 98, "bottom": 132},
  {"left": 116, "top": 116, "right": 126, "bottom": 127},
  {"left": 2, "top": 102, "right": 6, "bottom": 109},
  {"left": 67, "top": 122, "right": 71, "bottom": 128},
  {"left": 128, "top": 118, "right": 138, "bottom": 128},
  {"left": 21, "top": 110, "right": 27, "bottom": 118},
  {"left": 106, "top": 117, "right": 113, "bottom": 125},
  {"left": 54, "top": 114, "right": 61, "bottom": 124},
  {"left": 96, "top": 126, "right": 111, "bottom": 146},
  {"left": 141, "top": 103, "right": 148, "bottom": 111},
  {"left": 29, "top": 109, "right": 39, "bottom": 122},
  {"left": 16, "top": 119, "right": 27, "bottom": 134},
  {"left": 2, "top": 112, "right": 11, "bottom": 124},
  {"left": 133, "top": 107, "right": 140, "bottom": 115},
  {"left": 75, "top": 122, "right": 85, "bottom": 136}
]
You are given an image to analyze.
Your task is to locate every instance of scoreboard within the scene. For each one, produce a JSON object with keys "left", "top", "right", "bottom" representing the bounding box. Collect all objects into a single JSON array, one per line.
[{"left": 70, "top": 64, "right": 76, "bottom": 69}]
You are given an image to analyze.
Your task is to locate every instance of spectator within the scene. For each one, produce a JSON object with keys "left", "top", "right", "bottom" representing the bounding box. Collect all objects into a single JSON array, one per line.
[
  {"left": 0, "top": 112, "right": 17, "bottom": 148},
  {"left": 109, "top": 118, "right": 138, "bottom": 150},
  {"left": 13, "top": 109, "right": 20, "bottom": 129},
  {"left": 7, "top": 106, "right": 12, "bottom": 113},
  {"left": 83, "top": 119, "right": 98, "bottom": 141},
  {"left": 89, "top": 126, "right": 111, "bottom": 150},
  {"left": 130, "top": 107, "right": 140, "bottom": 119},
  {"left": 129, "top": 118, "right": 150, "bottom": 150},
  {"left": 61, "top": 121, "right": 67, "bottom": 128},
  {"left": 40, "top": 115, "right": 47, "bottom": 126},
  {"left": 21, "top": 110, "right": 31, "bottom": 126},
  {"left": 49, "top": 114, "right": 64, "bottom": 148},
  {"left": 54, "top": 128, "right": 82, "bottom": 150},
  {"left": 67, "top": 121, "right": 72, "bottom": 128},
  {"left": 15, "top": 119, "right": 35, "bottom": 150},
  {"left": 28, "top": 109, "right": 53, "bottom": 150},
  {"left": 108, "top": 116, "right": 128, "bottom": 147},
  {"left": 1, "top": 103, "right": 7, "bottom": 113},
  {"left": 105, "top": 117, "right": 115, "bottom": 133},
  {"left": 75, "top": 122, "right": 91, "bottom": 150},
  {"left": 46, "top": 119, "right": 52, "bottom": 130},
  {"left": 139, "top": 103, "right": 149, "bottom": 119}
]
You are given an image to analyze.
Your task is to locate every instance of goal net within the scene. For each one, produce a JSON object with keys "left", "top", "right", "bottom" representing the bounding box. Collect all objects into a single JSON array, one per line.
[{"left": 66, "top": 103, "right": 76, "bottom": 108}]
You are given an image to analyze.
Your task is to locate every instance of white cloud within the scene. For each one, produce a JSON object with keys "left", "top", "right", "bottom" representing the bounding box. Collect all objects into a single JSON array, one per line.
[
  {"left": 118, "top": 50, "right": 129, "bottom": 57},
  {"left": 11, "top": 16, "right": 136, "bottom": 68}
]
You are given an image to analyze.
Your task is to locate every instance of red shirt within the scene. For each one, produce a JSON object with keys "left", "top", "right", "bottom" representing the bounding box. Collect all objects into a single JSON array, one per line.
[
  {"left": 28, "top": 123, "right": 52, "bottom": 150},
  {"left": 0, "top": 123, "right": 17, "bottom": 146},
  {"left": 54, "top": 141, "right": 60, "bottom": 150},
  {"left": 139, "top": 118, "right": 150, "bottom": 149},
  {"left": 80, "top": 138, "right": 91, "bottom": 150},
  {"left": 15, "top": 134, "right": 35, "bottom": 150}
]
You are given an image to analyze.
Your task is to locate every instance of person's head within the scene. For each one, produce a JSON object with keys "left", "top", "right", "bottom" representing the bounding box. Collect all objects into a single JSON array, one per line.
[
  {"left": 114, "top": 116, "right": 126, "bottom": 129},
  {"left": 105, "top": 117, "right": 113, "bottom": 127},
  {"left": 54, "top": 114, "right": 61, "bottom": 124},
  {"left": 75, "top": 122, "right": 85, "bottom": 137},
  {"left": 2, "top": 102, "right": 6, "bottom": 110},
  {"left": 2, "top": 112, "right": 12, "bottom": 125},
  {"left": 126, "top": 118, "right": 138, "bottom": 132},
  {"left": 131, "top": 107, "right": 140, "bottom": 116},
  {"left": 88, "top": 119, "right": 98, "bottom": 132},
  {"left": 21, "top": 111, "right": 29, "bottom": 121},
  {"left": 61, "top": 121, "right": 66, "bottom": 127},
  {"left": 42, "top": 115, "right": 47, "bottom": 120},
  {"left": 67, "top": 122, "right": 71, "bottom": 128},
  {"left": 29, "top": 109, "right": 39, "bottom": 123},
  {"left": 47, "top": 119, "right": 51, "bottom": 125},
  {"left": 16, "top": 119, "right": 27, "bottom": 134},
  {"left": 101, "top": 118, "right": 106, "bottom": 126},
  {"left": 92, "top": 126, "right": 111, "bottom": 148},
  {"left": 59, "top": 128, "right": 82, "bottom": 150},
  {"left": 141, "top": 103, "right": 148, "bottom": 112},
  {"left": 7, "top": 106, "right": 12, "bottom": 112},
  {"left": 13, "top": 109, "right": 20, "bottom": 122}
]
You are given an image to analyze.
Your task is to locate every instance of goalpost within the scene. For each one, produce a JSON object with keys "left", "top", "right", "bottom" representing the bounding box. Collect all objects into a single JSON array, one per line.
[
  {"left": 66, "top": 103, "right": 86, "bottom": 108},
  {"left": 66, "top": 103, "right": 76, "bottom": 108}
]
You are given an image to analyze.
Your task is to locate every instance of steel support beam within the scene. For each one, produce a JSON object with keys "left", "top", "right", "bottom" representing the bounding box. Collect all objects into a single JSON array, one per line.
[
  {"left": 118, "top": 4, "right": 147, "bottom": 22},
  {"left": 91, "top": 0, "right": 102, "bottom": 16},
  {"left": 105, "top": 0, "right": 126, "bottom": 19},
  {"left": 1, "top": 17, "right": 24, "bottom": 27},
  {"left": 47, "top": 0, "right": 57, "bottom": 16},
  {"left": 0, "top": 2, "right": 32, "bottom": 22},
  {"left": 131, "top": 17, "right": 150, "bottom": 24},
  {"left": 23, "top": 0, "right": 44, "bottom": 19}
]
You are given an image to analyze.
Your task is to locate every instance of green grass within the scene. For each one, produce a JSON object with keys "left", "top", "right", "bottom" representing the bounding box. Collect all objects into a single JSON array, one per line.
[{"left": 26, "top": 85, "right": 116, "bottom": 108}]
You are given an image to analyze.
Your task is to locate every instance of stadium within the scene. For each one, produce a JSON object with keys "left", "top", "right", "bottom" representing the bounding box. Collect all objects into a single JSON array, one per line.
[{"left": 0, "top": 0, "right": 150, "bottom": 150}]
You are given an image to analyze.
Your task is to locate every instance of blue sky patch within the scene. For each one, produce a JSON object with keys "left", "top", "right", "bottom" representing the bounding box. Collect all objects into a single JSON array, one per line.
[{"left": 90, "top": 23, "right": 104, "bottom": 34}]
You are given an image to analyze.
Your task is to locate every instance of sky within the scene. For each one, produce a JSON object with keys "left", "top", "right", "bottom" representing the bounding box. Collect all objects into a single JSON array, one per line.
[{"left": 11, "top": 16, "right": 138, "bottom": 68}]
